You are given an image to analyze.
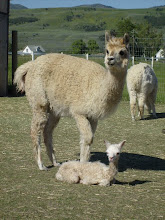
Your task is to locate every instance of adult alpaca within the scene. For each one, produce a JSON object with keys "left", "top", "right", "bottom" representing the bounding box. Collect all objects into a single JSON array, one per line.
[{"left": 14, "top": 32, "right": 129, "bottom": 170}]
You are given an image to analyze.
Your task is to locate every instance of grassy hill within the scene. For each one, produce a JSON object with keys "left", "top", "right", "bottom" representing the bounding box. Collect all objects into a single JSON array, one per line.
[
  {"left": 77, "top": 4, "right": 114, "bottom": 9},
  {"left": 9, "top": 6, "right": 165, "bottom": 52},
  {"left": 10, "top": 4, "right": 28, "bottom": 9}
]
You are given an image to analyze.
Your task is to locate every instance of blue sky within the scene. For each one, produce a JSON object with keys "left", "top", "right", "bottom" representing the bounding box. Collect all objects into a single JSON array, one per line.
[{"left": 11, "top": 0, "right": 165, "bottom": 9}]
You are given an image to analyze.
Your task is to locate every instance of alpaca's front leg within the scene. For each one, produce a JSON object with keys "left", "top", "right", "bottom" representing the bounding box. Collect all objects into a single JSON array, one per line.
[{"left": 74, "top": 114, "right": 93, "bottom": 162}]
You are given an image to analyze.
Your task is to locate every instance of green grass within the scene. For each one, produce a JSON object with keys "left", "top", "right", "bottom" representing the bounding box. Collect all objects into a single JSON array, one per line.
[{"left": 0, "top": 97, "right": 165, "bottom": 219}]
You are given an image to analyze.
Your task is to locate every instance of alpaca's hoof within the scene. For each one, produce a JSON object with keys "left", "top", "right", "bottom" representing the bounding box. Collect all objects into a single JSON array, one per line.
[
  {"left": 39, "top": 164, "right": 49, "bottom": 171},
  {"left": 162, "top": 129, "right": 165, "bottom": 134},
  {"left": 53, "top": 162, "right": 61, "bottom": 167}
]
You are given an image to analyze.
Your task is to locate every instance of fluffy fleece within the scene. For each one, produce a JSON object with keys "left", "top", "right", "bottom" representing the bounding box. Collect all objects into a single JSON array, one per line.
[
  {"left": 56, "top": 140, "right": 126, "bottom": 186},
  {"left": 127, "top": 63, "right": 158, "bottom": 120},
  {"left": 14, "top": 33, "right": 129, "bottom": 170}
]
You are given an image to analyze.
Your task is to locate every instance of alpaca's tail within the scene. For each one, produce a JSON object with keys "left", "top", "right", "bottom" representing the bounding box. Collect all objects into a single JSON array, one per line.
[{"left": 13, "top": 61, "right": 34, "bottom": 92}]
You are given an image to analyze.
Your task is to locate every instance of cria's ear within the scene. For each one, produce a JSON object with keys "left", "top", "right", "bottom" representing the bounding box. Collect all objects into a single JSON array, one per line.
[
  {"left": 120, "top": 140, "right": 126, "bottom": 148},
  {"left": 104, "top": 140, "right": 110, "bottom": 149},
  {"left": 123, "top": 33, "right": 129, "bottom": 48}
]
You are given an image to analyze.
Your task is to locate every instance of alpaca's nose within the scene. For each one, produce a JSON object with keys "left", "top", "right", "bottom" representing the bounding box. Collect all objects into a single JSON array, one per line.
[
  {"left": 109, "top": 156, "right": 114, "bottom": 161},
  {"left": 108, "top": 56, "right": 115, "bottom": 65},
  {"left": 108, "top": 56, "right": 114, "bottom": 61}
]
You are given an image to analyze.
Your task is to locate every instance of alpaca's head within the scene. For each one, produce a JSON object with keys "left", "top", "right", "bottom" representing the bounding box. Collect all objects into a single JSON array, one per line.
[
  {"left": 104, "top": 32, "right": 129, "bottom": 73},
  {"left": 105, "top": 140, "right": 126, "bottom": 162}
]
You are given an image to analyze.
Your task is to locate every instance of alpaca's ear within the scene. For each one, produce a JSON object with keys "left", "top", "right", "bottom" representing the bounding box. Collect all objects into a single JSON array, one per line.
[
  {"left": 104, "top": 140, "right": 110, "bottom": 149},
  {"left": 123, "top": 33, "right": 129, "bottom": 48},
  {"left": 105, "top": 31, "right": 110, "bottom": 42},
  {"left": 120, "top": 140, "right": 126, "bottom": 148}
]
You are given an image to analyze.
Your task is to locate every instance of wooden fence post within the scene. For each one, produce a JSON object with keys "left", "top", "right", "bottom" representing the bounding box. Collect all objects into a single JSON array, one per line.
[
  {"left": 132, "top": 56, "right": 134, "bottom": 66},
  {"left": 0, "top": 0, "right": 10, "bottom": 96},
  {"left": 12, "top": 30, "right": 18, "bottom": 84},
  {"left": 151, "top": 56, "right": 154, "bottom": 68}
]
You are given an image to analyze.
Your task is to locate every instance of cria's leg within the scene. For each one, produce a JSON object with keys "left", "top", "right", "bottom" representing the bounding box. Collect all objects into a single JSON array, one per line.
[
  {"left": 43, "top": 112, "right": 60, "bottom": 167},
  {"left": 98, "top": 179, "right": 110, "bottom": 186},
  {"left": 80, "top": 179, "right": 90, "bottom": 185},
  {"left": 74, "top": 114, "right": 93, "bottom": 162},
  {"left": 31, "top": 108, "right": 49, "bottom": 171},
  {"left": 80, "top": 177, "right": 95, "bottom": 185},
  {"left": 129, "top": 91, "right": 136, "bottom": 121}
]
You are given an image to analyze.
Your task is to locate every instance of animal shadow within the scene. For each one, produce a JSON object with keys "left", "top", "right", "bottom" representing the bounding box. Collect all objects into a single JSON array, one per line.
[
  {"left": 115, "top": 179, "right": 151, "bottom": 186},
  {"left": 90, "top": 152, "right": 165, "bottom": 172},
  {"left": 144, "top": 112, "right": 165, "bottom": 120}
]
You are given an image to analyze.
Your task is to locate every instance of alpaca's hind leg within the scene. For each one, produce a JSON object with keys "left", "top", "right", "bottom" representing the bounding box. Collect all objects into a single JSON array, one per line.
[
  {"left": 149, "top": 89, "right": 157, "bottom": 118},
  {"left": 138, "top": 94, "right": 145, "bottom": 120},
  {"left": 145, "top": 98, "right": 151, "bottom": 114},
  {"left": 74, "top": 114, "right": 93, "bottom": 162},
  {"left": 129, "top": 92, "right": 136, "bottom": 121},
  {"left": 31, "top": 109, "right": 48, "bottom": 171},
  {"left": 43, "top": 112, "right": 60, "bottom": 167}
]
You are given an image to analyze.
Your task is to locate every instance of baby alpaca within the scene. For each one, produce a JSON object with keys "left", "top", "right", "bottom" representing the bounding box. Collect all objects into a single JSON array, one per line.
[
  {"left": 56, "top": 140, "right": 126, "bottom": 186},
  {"left": 127, "top": 63, "right": 158, "bottom": 120}
]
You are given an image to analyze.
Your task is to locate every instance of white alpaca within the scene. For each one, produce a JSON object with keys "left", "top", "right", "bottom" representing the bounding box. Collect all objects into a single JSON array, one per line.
[
  {"left": 127, "top": 63, "right": 158, "bottom": 120},
  {"left": 56, "top": 140, "right": 126, "bottom": 186},
  {"left": 14, "top": 32, "right": 129, "bottom": 170}
]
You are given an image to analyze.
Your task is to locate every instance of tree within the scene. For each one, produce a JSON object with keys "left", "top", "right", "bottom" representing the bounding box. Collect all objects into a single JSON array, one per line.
[
  {"left": 116, "top": 19, "right": 163, "bottom": 57},
  {"left": 135, "top": 22, "right": 163, "bottom": 57},
  {"left": 71, "top": 39, "right": 87, "bottom": 54},
  {"left": 116, "top": 18, "right": 136, "bottom": 36},
  {"left": 87, "top": 40, "right": 99, "bottom": 54}
]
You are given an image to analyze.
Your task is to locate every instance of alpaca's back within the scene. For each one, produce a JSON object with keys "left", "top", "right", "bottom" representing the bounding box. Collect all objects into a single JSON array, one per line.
[
  {"left": 127, "top": 63, "right": 157, "bottom": 120},
  {"left": 127, "top": 63, "right": 157, "bottom": 95},
  {"left": 24, "top": 54, "right": 114, "bottom": 119}
]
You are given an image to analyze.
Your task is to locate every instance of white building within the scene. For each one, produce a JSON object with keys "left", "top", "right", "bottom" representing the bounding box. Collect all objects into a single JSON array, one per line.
[
  {"left": 22, "top": 45, "right": 45, "bottom": 54},
  {"left": 155, "top": 49, "right": 164, "bottom": 61}
]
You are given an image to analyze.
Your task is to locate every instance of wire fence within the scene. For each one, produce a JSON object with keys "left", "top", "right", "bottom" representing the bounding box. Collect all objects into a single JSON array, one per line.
[{"left": 8, "top": 34, "right": 165, "bottom": 103}]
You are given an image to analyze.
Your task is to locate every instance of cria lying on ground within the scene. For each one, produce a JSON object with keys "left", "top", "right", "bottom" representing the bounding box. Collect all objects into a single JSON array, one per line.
[
  {"left": 127, "top": 63, "right": 158, "bottom": 120},
  {"left": 56, "top": 140, "right": 126, "bottom": 186},
  {"left": 14, "top": 32, "right": 129, "bottom": 171}
]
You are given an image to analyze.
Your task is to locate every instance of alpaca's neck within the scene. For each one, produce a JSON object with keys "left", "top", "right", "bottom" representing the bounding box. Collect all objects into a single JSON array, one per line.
[
  {"left": 105, "top": 68, "right": 127, "bottom": 109},
  {"left": 108, "top": 160, "right": 118, "bottom": 177},
  {"left": 108, "top": 68, "right": 127, "bottom": 93}
]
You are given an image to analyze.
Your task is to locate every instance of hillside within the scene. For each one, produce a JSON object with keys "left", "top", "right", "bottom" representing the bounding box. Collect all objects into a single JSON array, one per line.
[
  {"left": 9, "top": 6, "right": 165, "bottom": 52},
  {"left": 77, "top": 4, "right": 114, "bottom": 9},
  {"left": 10, "top": 4, "right": 28, "bottom": 9}
]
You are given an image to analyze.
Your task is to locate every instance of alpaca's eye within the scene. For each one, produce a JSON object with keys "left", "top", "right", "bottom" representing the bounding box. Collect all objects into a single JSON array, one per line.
[
  {"left": 116, "top": 153, "right": 120, "bottom": 155},
  {"left": 106, "top": 50, "right": 109, "bottom": 55},
  {"left": 119, "top": 50, "right": 125, "bottom": 56}
]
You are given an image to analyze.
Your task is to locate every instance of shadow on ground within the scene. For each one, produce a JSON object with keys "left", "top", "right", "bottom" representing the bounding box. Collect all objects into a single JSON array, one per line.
[
  {"left": 144, "top": 112, "right": 165, "bottom": 120},
  {"left": 90, "top": 152, "right": 165, "bottom": 172},
  {"left": 115, "top": 179, "right": 151, "bottom": 186}
]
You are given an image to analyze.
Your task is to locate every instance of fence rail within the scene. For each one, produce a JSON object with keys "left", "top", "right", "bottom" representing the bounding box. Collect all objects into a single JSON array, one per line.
[{"left": 8, "top": 49, "right": 165, "bottom": 103}]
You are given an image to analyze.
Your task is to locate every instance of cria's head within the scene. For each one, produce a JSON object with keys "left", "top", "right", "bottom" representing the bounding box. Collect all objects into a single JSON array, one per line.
[
  {"left": 104, "top": 32, "right": 129, "bottom": 71},
  {"left": 104, "top": 140, "right": 126, "bottom": 162}
]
